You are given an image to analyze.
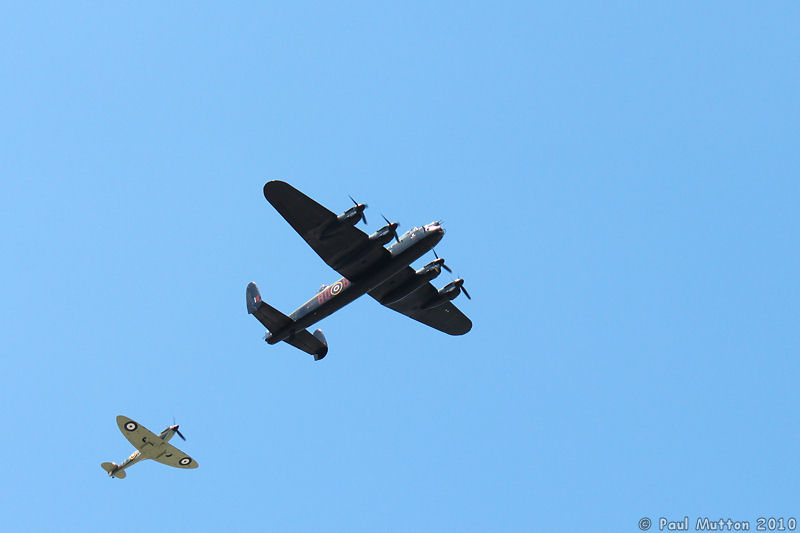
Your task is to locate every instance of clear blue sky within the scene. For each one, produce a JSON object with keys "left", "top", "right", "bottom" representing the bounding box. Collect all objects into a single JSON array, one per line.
[{"left": 1, "top": 2, "right": 798, "bottom": 532}]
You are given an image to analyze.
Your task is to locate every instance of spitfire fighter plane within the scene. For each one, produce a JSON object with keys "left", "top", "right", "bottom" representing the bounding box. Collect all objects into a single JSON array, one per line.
[
  {"left": 101, "top": 415, "right": 198, "bottom": 478},
  {"left": 247, "top": 180, "right": 472, "bottom": 360}
]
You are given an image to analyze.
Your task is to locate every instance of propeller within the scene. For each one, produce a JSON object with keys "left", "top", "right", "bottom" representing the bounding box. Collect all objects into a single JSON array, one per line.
[
  {"left": 172, "top": 417, "right": 186, "bottom": 441},
  {"left": 348, "top": 195, "right": 368, "bottom": 225},
  {"left": 381, "top": 214, "right": 400, "bottom": 243},
  {"left": 459, "top": 280, "right": 471, "bottom": 300},
  {"left": 432, "top": 249, "right": 452, "bottom": 273},
  {"left": 432, "top": 251, "right": 470, "bottom": 300}
]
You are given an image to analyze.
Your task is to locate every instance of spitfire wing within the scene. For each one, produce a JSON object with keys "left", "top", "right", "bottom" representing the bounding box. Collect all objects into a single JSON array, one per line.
[
  {"left": 116, "top": 415, "right": 162, "bottom": 451},
  {"left": 263, "top": 181, "right": 390, "bottom": 280},
  {"left": 368, "top": 270, "right": 472, "bottom": 335},
  {"left": 151, "top": 441, "right": 199, "bottom": 469}
]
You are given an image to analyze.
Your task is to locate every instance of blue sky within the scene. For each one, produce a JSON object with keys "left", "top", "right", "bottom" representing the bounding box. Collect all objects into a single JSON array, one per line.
[{"left": 1, "top": 2, "right": 799, "bottom": 531}]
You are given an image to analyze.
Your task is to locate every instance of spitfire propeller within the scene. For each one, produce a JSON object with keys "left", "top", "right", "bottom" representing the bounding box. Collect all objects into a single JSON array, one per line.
[
  {"left": 172, "top": 420, "right": 186, "bottom": 441},
  {"left": 348, "top": 195, "right": 368, "bottom": 225}
]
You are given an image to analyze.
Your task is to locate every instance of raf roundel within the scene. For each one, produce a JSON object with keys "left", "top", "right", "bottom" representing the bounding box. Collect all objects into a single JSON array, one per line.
[
  {"left": 330, "top": 281, "right": 343, "bottom": 295},
  {"left": 125, "top": 421, "right": 138, "bottom": 432},
  {"left": 179, "top": 457, "right": 192, "bottom": 466}
]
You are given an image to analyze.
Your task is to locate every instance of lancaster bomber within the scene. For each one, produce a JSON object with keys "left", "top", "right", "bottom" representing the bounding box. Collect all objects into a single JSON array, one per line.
[{"left": 247, "top": 180, "right": 472, "bottom": 360}]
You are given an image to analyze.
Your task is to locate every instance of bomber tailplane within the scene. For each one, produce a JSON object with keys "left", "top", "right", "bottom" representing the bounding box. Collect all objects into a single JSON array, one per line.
[
  {"left": 246, "top": 282, "right": 294, "bottom": 336},
  {"left": 246, "top": 282, "right": 328, "bottom": 360},
  {"left": 286, "top": 328, "right": 328, "bottom": 361}
]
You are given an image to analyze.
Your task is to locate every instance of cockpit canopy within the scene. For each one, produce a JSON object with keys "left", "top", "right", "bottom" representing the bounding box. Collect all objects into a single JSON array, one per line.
[
  {"left": 424, "top": 221, "right": 442, "bottom": 232},
  {"left": 402, "top": 222, "right": 443, "bottom": 239}
]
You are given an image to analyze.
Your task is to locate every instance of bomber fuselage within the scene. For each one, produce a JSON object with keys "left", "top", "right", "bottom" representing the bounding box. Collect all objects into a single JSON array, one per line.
[{"left": 265, "top": 222, "right": 444, "bottom": 344}]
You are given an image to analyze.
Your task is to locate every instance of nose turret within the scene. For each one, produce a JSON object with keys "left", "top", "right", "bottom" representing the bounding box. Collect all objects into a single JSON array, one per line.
[
  {"left": 424, "top": 222, "right": 445, "bottom": 249},
  {"left": 424, "top": 221, "right": 444, "bottom": 234}
]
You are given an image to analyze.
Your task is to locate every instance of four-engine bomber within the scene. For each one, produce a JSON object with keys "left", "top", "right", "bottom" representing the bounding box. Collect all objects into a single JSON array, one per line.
[{"left": 247, "top": 180, "right": 472, "bottom": 360}]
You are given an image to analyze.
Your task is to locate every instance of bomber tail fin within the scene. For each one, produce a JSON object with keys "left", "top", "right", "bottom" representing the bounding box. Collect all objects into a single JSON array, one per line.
[
  {"left": 246, "top": 282, "right": 293, "bottom": 333},
  {"left": 247, "top": 282, "right": 328, "bottom": 360},
  {"left": 101, "top": 462, "right": 126, "bottom": 479},
  {"left": 285, "top": 328, "right": 329, "bottom": 361}
]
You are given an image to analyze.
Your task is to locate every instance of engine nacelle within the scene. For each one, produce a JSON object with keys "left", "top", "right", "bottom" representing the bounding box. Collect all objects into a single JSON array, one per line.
[
  {"left": 369, "top": 223, "right": 399, "bottom": 246},
  {"left": 378, "top": 262, "right": 444, "bottom": 305},
  {"left": 321, "top": 204, "right": 367, "bottom": 239},
  {"left": 421, "top": 280, "right": 463, "bottom": 310},
  {"left": 337, "top": 206, "right": 364, "bottom": 226},
  {"left": 422, "top": 258, "right": 446, "bottom": 271}
]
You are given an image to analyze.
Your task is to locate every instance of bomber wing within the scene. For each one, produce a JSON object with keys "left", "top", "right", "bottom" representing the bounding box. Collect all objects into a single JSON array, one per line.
[
  {"left": 368, "top": 268, "right": 472, "bottom": 335},
  {"left": 116, "top": 415, "right": 162, "bottom": 451},
  {"left": 263, "top": 181, "right": 390, "bottom": 280}
]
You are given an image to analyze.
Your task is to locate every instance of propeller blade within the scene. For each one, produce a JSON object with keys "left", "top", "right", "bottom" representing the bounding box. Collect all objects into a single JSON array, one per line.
[
  {"left": 461, "top": 284, "right": 471, "bottom": 300},
  {"left": 348, "top": 195, "right": 368, "bottom": 225},
  {"left": 432, "top": 250, "right": 452, "bottom": 272},
  {"left": 175, "top": 427, "right": 186, "bottom": 441},
  {"left": 381, "top": 214, "right": 400, "bottom": 242}
]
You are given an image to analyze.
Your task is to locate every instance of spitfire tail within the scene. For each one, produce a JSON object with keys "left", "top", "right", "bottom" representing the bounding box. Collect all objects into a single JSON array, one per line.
[{"left": 101, "top": 462, "right": 126, "bottom": 479}]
